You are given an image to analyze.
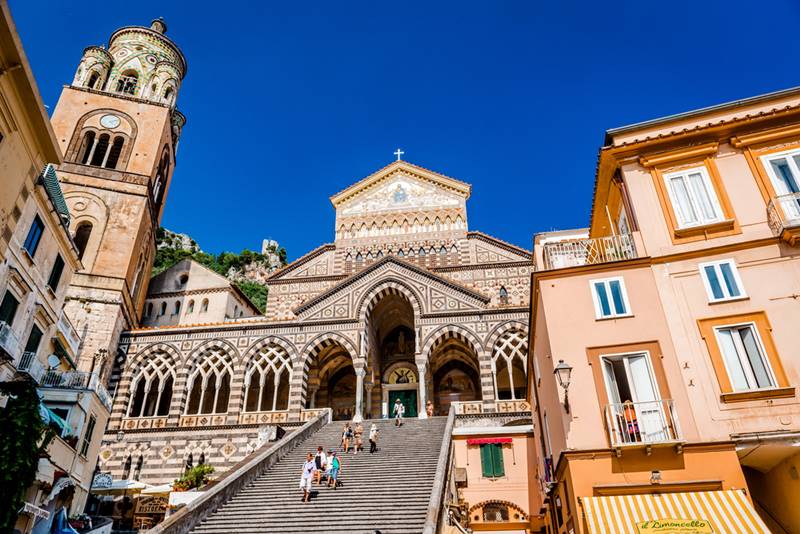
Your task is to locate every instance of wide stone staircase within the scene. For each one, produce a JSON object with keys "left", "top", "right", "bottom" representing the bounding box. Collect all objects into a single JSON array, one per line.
[{"left": 191, "top": 417, "right": 450, "bottom": 534}]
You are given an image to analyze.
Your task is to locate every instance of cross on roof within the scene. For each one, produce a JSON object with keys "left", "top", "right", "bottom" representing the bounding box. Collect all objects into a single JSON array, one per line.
[{"left": 394, "top": 148, "right": 404, "bottom": 161}]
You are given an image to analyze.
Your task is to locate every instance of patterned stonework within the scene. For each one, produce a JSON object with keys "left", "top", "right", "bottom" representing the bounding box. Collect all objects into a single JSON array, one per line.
[{"left": 106, "top": 160, "right": 533, "bottom": 485}]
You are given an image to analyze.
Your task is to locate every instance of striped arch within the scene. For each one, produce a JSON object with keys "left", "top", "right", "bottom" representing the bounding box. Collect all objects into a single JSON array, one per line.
[
  {"left": 421, "top": 324, "right": 484, "bottom": 357},
  {"left": 242, "top": 335, "right": 299, "bottom": 365},
  {"left": 290, "top": 332, "right": 359, "bottom": 416},
  {"left": 421, "top": 324, "right": 494, "bottom": 402},
  {"left": 485, "top": 320, "right": 528, "bottom": 354},
  {"left": 111, "top": 342, "right": 183, "bottom": 425},
  {"left": 355, "top": 278, "right": 424, "bottom": 322},
  {"left": 178, "top": 339, "right": 240, "bottom": 421}
]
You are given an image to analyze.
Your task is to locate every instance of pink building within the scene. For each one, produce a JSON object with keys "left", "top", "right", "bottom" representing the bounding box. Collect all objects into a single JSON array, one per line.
[{"left": 529, "top": 87, "right": 800, "bottom": 534}]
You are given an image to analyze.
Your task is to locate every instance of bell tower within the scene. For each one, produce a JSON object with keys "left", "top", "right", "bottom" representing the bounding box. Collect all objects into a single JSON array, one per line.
[{"left": 49, "top": 18, "right": 187, "bottom": 374}]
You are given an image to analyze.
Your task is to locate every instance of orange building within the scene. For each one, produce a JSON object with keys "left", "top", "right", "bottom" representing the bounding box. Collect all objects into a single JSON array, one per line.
[{"left": 528, "top": 87, "right": 800, "bottom": 534}]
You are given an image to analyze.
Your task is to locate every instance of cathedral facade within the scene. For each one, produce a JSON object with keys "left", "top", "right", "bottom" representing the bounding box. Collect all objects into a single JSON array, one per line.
[{"left": 100, "top": 160, "right": 533, "bottom": 484}]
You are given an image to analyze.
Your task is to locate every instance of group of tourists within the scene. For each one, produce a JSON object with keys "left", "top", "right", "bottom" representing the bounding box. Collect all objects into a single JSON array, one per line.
[
  {"left": 300, "top": 446, "right": 341, "bottom": 503},
  {"left": 298, "top": 422, "right": 382, "bottom": 503},
  {"left": 300, "top": 398, "right": 431, "bottom": 502}
]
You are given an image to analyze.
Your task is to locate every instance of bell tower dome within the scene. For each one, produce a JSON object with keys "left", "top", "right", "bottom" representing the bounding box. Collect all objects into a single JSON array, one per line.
[{"left": 50, "top": 19, "right": 188, "bottom": 375}]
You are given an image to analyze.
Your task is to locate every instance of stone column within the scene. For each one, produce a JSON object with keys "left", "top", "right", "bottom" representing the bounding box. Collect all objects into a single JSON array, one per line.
[
  {"left": 364, "top": 380, "right": 374, "bottom": 420},
  {"left": 416, "top": 360, "right": 428, "bottom": 419},
  {"left": 353, "top": 367, "right": 366, "bottom": 423}
]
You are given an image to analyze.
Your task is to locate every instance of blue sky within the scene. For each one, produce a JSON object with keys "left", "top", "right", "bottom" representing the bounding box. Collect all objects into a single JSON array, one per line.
[{"left": 11, "top": 0, "right": 800, "bottom": 260}]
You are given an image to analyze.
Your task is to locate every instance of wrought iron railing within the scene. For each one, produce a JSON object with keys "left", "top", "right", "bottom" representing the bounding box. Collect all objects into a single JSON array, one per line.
[
  {"left": 40, "top": 370, "right": 113, "bottom": 411},
  {"left": 604, "top": 399, "right": 682, "bottom": 447},
  {"left": 543, "top": 233, "right": 637, "bottom": 270},
  {"left": 16, "top": 351, "right": 45, "bottom": 383},
  {"left": 767, "top": 192, "right": 800, "bottom": 236},
  {"left": 0, "top": 321, "right": 20, "bottom": 361}
]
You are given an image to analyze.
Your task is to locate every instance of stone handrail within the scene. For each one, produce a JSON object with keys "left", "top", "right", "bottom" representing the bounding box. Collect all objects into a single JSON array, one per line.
[
  {"left": 147, "top": 409, "right": 332, "bottom": 534},
  {"left": 422, "top": 405, "right": 456, "bottom": 534}
]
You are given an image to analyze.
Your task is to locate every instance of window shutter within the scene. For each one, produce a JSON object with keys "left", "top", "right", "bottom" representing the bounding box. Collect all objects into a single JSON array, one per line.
[
  {"left": 480, "top": 445, "right": 494, "bottom": 477},
  {"left": 0, "top": 292, "right": 20, "bottom": 326},
  {"left": 48, "top": 255, "right": 65, "bottom": 291},
  {"left": 491, "top": 444, "right": 505, "bottom": 477}
]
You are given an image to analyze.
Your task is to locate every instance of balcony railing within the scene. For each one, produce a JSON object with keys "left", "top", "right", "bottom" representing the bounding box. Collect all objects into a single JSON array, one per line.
[
  {"left": 40, "top": 370, "right": 113, "bottom": 412},
  {"left": 543, "top": 233, "right": 637, "bottom": 270},
  {"left": 604, "top": 399, "right": 682, "bottom": 447},
  {"left": 56, "top": 312, "right": 81, "bottom": 356},
  {"left": 0, "top": 321, "right": 21, "bottom": 362},
  {"left": 767, "top": 192, "right": 800, "bottom": 237},
  {"left": 16, "top": 351, "right": 45, "bottom": 383}
]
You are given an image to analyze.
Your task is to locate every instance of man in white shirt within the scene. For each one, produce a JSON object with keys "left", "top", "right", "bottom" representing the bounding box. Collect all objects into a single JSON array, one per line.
[{"left": 300, "top": 453, "right": 316, "bottom": 502}]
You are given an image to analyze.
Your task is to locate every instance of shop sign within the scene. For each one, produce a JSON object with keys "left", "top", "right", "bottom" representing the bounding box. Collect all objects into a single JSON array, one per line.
[
  {"left": 92, "top": 472, "right": 113, "bottom": 489},
  {"left": 637, "top": 519, "right": 714, "bottom": 533},
  {"left": 135, "top": 496, "right": 168, "bottom": 514}
]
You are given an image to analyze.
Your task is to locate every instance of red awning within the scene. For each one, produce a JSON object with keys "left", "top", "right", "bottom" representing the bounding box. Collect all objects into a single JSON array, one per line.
[{"left": 466, "top": 437, "right": 513, "bottom": 446}]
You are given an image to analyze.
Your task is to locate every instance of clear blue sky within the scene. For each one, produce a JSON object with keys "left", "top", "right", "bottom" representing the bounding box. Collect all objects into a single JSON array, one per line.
[{"left": 11, "top": 1, "right": 800, "bottom": 260}]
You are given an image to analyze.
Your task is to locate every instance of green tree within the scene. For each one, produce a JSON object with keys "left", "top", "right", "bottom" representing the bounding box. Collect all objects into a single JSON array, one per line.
[{"left": 0, "top": 380, "right": 55, "bottom": 532}]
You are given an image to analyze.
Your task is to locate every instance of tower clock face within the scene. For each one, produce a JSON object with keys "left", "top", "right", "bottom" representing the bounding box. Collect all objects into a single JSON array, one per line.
[{"left": 100, "top": 114, "right": 121, "bottom": 129}]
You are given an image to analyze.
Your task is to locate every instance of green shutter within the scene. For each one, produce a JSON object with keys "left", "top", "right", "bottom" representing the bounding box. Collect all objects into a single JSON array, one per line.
[
  {"left": 491, "top": 443, "right": 505, "bottom": 477},
  {"left": 480, "top": 445, "right": 494, "bottom": 477}
]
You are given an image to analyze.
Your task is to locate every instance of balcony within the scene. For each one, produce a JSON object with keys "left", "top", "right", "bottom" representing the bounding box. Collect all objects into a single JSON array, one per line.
[
  {"left": 56, "top": 312, "right": 81, "bottom": 356},
  {"left": 768, "top": 192, "right": 800, "bottom": 245},
  {"left": 16, "top": 351, "right": 45, "bottom": 383},
  {"left": 0, "top": 321, "right": 21, "bottom": 362},
  {"left": 604, "top": 399, "right": 683, "bottom": 450},
  {"left": 542, "top": 233, "right": 637, "bottom": 270},
  {"left": 40, "top": 370, "right": 113, "bottom": 412}
]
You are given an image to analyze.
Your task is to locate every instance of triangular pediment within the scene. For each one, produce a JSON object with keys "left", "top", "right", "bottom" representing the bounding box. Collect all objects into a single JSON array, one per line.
[
  {"left": 330, "top": 161, "right": 471, "bottom": 217},
  {"left": 293, "top": 256, "right": 489, "bottom": 321}
]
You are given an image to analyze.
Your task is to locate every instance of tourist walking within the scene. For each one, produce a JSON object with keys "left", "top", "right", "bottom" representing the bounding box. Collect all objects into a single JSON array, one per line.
[
  {"left": 369, "top": 423, "right": 379, "bottom": 453},
  {"left": 393, "top": 398, "right": 405, "bottom": 426},
  {"left": 341, "top": 423, "right": 353, "bottom": 452},
  {"left": 327, "top": 452, "right": 341, "bottom": 489},
  {"left": 314, "top": 446, "right": 327, "bottom": 485},
  {"left": 354, "top": 422, "right": 364, "bottom": 454},
  {"left": 300, "top": 453, "right": 316, "bottom": 503},
  {"left": 426, "top": 400, "right": 434, "bottom": 417}
]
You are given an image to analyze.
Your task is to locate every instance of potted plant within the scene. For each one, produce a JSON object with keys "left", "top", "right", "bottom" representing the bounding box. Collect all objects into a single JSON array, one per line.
[
  {"left": 63, "top": 434, "right": 79, "bottom": 448},
  {"left": 172, "top": 464, "right": 214, "bottom": 492}
]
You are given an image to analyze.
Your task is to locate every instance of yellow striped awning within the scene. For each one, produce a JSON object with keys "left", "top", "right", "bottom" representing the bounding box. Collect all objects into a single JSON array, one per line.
[{"left": 582, "top": 490, "right": 769, "bottom": 534}]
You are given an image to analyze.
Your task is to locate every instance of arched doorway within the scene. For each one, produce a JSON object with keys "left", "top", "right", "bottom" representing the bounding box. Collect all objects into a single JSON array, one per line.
[
  {"left": 430, "top": 335, "right": 482, "bottom": 416},
  {"left": 305, "top": 340, "right": 356, "bottom": 421},
  {"left": 365, "top": 291, "right": 418, "bottom": 419}
]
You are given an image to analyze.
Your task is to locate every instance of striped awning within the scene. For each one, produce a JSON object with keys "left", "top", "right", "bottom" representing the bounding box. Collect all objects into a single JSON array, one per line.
[{"left": 582, "top": 490, "right": 769, "bottom": 534}]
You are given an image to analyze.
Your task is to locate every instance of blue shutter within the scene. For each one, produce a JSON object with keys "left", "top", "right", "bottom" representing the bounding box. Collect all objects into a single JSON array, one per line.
[
  {"left": 609, "top": 280, "right": 626, "bottom": 314},
  {"left": 719, "top": 263, "right": 740, "bottom": 297},
  {"left": 704, "top": 265, "right": 724, "bottom": 299},
  {"left": 594, "top": 282, "right": 611, "bottom": 316}
]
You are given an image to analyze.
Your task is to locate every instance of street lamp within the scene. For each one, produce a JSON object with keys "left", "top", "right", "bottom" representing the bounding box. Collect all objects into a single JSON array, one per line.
[{"left": 553, "top": 360, "right": 573, "bottom": 413}]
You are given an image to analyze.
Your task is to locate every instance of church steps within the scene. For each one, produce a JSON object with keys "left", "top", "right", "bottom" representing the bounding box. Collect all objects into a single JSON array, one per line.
[{"left": 189, "top": 417, "right": 448, "bottom": 534}]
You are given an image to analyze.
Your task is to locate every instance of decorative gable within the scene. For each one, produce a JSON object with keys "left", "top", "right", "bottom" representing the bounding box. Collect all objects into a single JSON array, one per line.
[{"left": 294, "top": 257, "right": 489, "bottom": 321}]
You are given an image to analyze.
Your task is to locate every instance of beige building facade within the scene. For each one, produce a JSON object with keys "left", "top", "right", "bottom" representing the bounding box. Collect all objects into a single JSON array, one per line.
[
  {"left": 529, "top": 87, "right": 800, "bottom": 534},
  {"left": 140, "top": 259, "right": 259, "bottom": 328},
  {"left": 0, "top": 3, "right": 111, "bottom": 532}
]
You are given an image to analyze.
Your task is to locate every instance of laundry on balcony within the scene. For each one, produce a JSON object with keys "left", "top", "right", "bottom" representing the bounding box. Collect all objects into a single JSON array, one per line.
[{"left": 40, "top": 403, "right": 70, "bottom": 437}]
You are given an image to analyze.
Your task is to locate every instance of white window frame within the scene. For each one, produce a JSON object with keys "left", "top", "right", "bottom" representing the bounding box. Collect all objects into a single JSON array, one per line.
[
  {"left": 663, "top": 166, "right": 724, "bottom": 229},
  {"left": 713, "top": 322, "right": 777, "bottom": 392},
  {"left": 761, "top": 148, "right": 800, "bottom": 195},
  {"left": 698, "top": 259, "right": 747, "bottom": 303},
  {"left": 590, "top": 276, "right": 632, "bottom": 319}
]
